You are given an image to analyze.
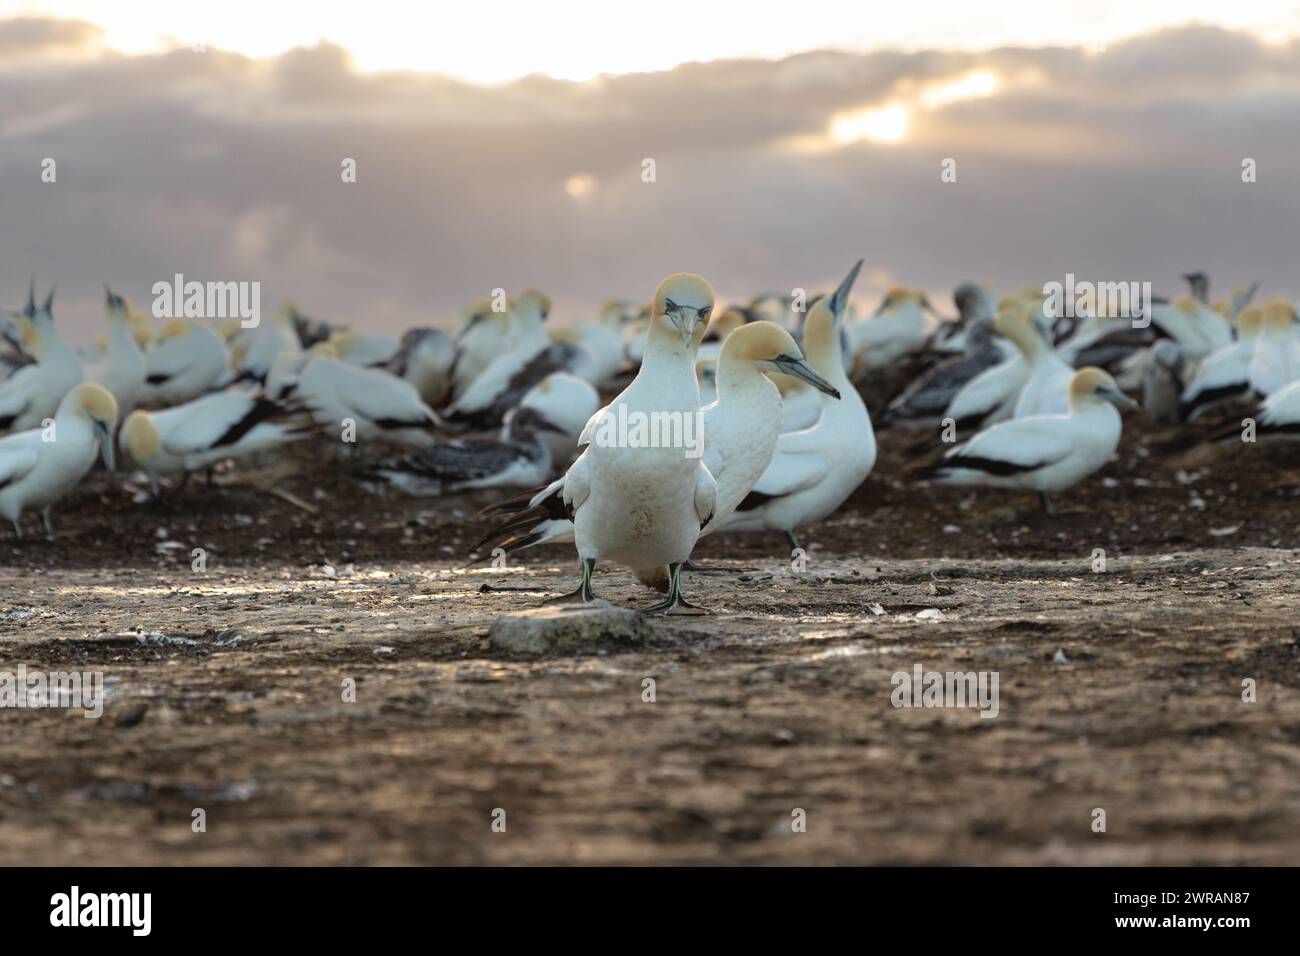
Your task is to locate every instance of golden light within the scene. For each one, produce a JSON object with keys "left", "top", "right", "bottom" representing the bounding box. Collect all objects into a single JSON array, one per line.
[
  {"left": 920, "top": 69, "right": 1000, "bottom": 109},
  {"left": 564, "top": 173, "right": 599, "bottom": 199},
  {"left": 829, "top": 103, "right": 909, "bottom": 145}
]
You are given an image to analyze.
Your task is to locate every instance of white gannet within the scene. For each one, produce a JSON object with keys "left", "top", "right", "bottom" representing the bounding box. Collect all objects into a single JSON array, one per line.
[
  {"left": 296, "top": 343, "right": 441, "bottom": 449},
  {"left": 880, "top": 315, "right": 1008, "bottom": 429},
  {"left": 480, "top": 320, "right": 840, "bottom": 559},
  {"left": 119, "top": 393, "right": 312, "bottom": 497},
  {"left": 450, "top": 298, "right": 509, "bottom": 399},
  {"left": 227, "top": 313, "right": 303, "bottom": 385},
  {"left": 1179, "top": 306, "right": 1264, "bottom": 419},
  {"left": 85, "top": 287, "right": 147, "bottom": 416},
  {"left": 1248, "top": 301, "right": 1300, "bottom": 397},
  {"left": 847, "top": 287, "right": 934, "bottom": 375},
  {"left": 921, "top": 367, "right": 1135, "bottom": 512},
  {"left": 385, "top": 328, "right": 458, "bottom": 407},
  {"left": 548, "top": 321, "right": 623, "bottom": 388},
  {"left": 518, "top": 372, "right": 600, "bottom": 462},
  {"left": 334, "top": 331, "right": 400, "bottom": 367},
  {"left": 722, "top": 261, "right": 872, "bottom": 550},
  {"left": 0, "top": 383, "right": 117, "bottom": 538},
  {"left": 1006, "top": 308, "right": 1075, "bottom": 418},
  {"left": 1150, "top": 296, "right": 1233, "bottom": 368},
  {"left": 1247, "top": 378, "right": 1300, "bottom": 440},
  {"left": 363, "top": 406, "right": 565, "bottom": 497},
  {"left": 548, "top": 273, "right": 718, "bottom": 613},
  {"left": 0, "top": 285, "right": 83, "bottom": 434},
  {"left": 941, "top": 299, "right": 1031, "bottom": 429},
  {"left": 141, "top": 319, "right": 229, "bottom": 406}
]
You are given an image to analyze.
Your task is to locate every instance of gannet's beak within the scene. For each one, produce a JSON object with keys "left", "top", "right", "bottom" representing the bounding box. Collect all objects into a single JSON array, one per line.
[
  {"left": 827, "top": 259, "right": 863, "bottom": 321},
  {"left": 1100, "top": 387, "right": 1137, "bottom": 411},
  {"left": 666, "top": 305, "right": 704, "bottom": 346},
  {"left": 95, "top": 421, "right": 116, "bottom": 470},
  {"left": 766, "top": 354, "right": 841, "bottom": 399}
]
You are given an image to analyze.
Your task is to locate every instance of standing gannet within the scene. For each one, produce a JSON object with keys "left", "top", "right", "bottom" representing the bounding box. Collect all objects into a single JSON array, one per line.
[
  {"left": 119, "top": 393, "right": 312, "bottom": 497},
  {"left": 920, "top": 367, "right": 1135, "bottom": 512},
  {"left": 0, "top": 383, "right": 117, "bottom": 538},
  {"left": 85, "top": 287, "right": 147, "bottom": 416},
  {"left": 362, "top": 406, "right": 565, "bottom": 497},
  {"left": 722, "top": 261, "right": 871, "bottom": 550},
  {"left": 941, "top": 299, "right": 1032, "bottom": 429},
  {"left": 549, "top": 273, "right": 717, "bottom": 614},
  {"left": 450, "top": 298, "right": 509, "bottom": 399},
  {"left": 0, "top": 284, "right": 83, "bottom": 434},
  {"left": 479, "top": 320, "right": 840, "bottom": 559},
  {"left": 1179, "top": 306, "right": 1264, "bottom": 419},
  {"left": 296, "top": 343, "right": 441, "bottom": 449},
  {"left": 1005, "top": 308, "right": 1075, "bottom": 418},
  {"left": 441, "top": 291, "right": 558, "bottom": 427},
  {"left": 141, "top": 319, "right": 229, "bottom": 406},
  {"left": 1248, "top": 301, "right": 1300, "bottom": 397},
  {"left": 1150, "top": 296, "right": 1233, "bottom": 367}
]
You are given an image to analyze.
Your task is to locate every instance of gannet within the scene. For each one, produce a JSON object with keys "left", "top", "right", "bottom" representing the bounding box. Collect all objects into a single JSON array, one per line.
[
  {"left": 1248, "top": 301, "right": 1300, "bottom": 397},
  {"left": 363, "top": 406, "right": 564, "bottom": 497},
  {"left": 141, "top": 320, "right": 229, "bottom": 406},
  {"left": 1150, "top": 296, "right": 1233, "bottom": 367},
  {"left": 442, "top": 290, "right": 555, "bottom": 427},
  {"left": 722, "top": 261, "right": 871, "bottom": 550},
  {"left": 920, "top": 367, "right": 1135, "bottom": 513},
  {"left": 1005, "top": 308, "right": 1075, "bottom": 418},
  {"left": 548, "top": 273, "right": 718, "bottom": 614},
  {"left": 0, "top": 383, "right": 117, "bottom": 538},
  {"left": 450, "top": 298, "right": 509, "bottom": 399},
  {"left": 333, "top": 331, "right": 400, "bottom": 368},
  {"left": 227, "top": 313, "right": 302, "bottom": 385},
  {"left": 0, "top": 285, "right": 84, "bottom": 435},
  {"left": 480, "top": 320, "right": 840, "bottom": 560},
  {"left": 925, "top": 282, "right": 996, "bottom": 355},
  {"left": 1179, "top": 306, "right": 1264, "bottom": 419},
  {"left": 296, "top": 343, "right": 441, "bottom": 449},
  {"left": 120, "top": 393, "right": 312, "bottom": 497},
  {"left": 941, "top": 299, "right": 1031, "bottom": 429},
  {"left": 85, "top": 287, "right": 147, "bottom": 416},
  {"left": 880, "top": 315, "right": 1007, "bottom": 429},
  {"left": 1246, "top": 378, "right": 1300, "bottom": 440},
  {"left": 848, "top": 287, "right": 934, "bottom": 375},
  {"left": 518, "top": 372, "right": 600, "bottom": 462},
  {"left": 384, "top": 328, "right": 458, "bottom": 407},
  {"left": 1141, "top": 340, "right": 1184, "bottom": 425},
  {"left": 548, "top": 322, "right": 623, "bottom": 388}
]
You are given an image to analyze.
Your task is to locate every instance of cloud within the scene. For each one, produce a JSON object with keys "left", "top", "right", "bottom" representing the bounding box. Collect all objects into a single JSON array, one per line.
[
  {"left": 0, "top": 16, "right": 1297, "bottom": 340},
  {"left": 0, "top": 15, "right": 102, "bottom": 59}
]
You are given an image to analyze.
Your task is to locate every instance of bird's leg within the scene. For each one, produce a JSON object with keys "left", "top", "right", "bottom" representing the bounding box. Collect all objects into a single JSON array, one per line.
[
  {"left": 178, "top": 470, "right": 193, "bottom": 497},
  {"left": 11, "top": 517, "right": 24, "bottom": 541},
  {"left": 40, "top": 507, "right": 54, "bottom": 539},
  {"left": 643, "top": 562, "right": 711, "bottom": 616},
  {"left": 786, "top": 529, "right": 801, "bottom": 551},
  {"left": 1039, "top": 492, "right": 1054, "bottom": 514},
  {"left": 205, "top": 465, "right": 216, "bottom": 488},
  {"left": 544, "top": 557, "right": 599, "bottom": 605}
]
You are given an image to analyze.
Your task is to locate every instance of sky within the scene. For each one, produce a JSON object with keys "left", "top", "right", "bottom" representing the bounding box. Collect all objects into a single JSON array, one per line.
[{"left": 1, "top": 2, "right": 1299, "bottom": 337}]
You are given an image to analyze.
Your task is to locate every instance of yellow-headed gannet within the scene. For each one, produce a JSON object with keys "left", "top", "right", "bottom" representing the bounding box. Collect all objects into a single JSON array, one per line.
[
  {"left": 85, "top": 287, "right": 147, "bottom": 416},
  {"left": 0, "top": 382, "right": 117, "bottom": 538},
  {"left": 549, "top": 273, "right": 717, "bottom": 613},
  {"left": 941, "top": 299, "right": 1031, "bottom": 430},
  {"left": 142, "top": 319, "right": 229, "bottom": 406},
  {"left": 120, "top": 393, "right": 312, "bottom": 497},
  {"left": 921, "top": 367, "right": 1135, "bottom": 512},
  {"left": 1005, "top": 307, "right": 1075, "bottom": 417},
  {"left": 722, "top": 261, "right": 871, "bottom": 550},
  {"left": 1248, "top": 301, "right": 1300, "bottom": 397},
  {"left": 297, "top": 343, "right": 441, "bottom": 449},
  {"left": 518, "top": 372, "right": 600, "bottom": 462},
  {"left": 0, "top": 284, "right": 83, "bottom": 434},
  {"left": 848, "top": 287, "right": 934, "bottom": 375},
  {"left": 385, "top": 328, "right": 458, "bottom": 407},
  {"left": 1179, "top": 306, "right": 1263, "bottom": 419}
]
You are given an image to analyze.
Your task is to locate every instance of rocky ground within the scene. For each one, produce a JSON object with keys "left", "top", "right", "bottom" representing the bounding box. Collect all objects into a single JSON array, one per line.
[{"left": 1, "top": 418, "right": 1298, "bottom": 864}]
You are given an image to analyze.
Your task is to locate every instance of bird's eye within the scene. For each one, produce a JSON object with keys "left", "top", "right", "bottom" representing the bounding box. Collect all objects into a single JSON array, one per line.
[
  {"left": 664, "top": 298, "right": 679, "bottom": 313},
  {"left": 699, "top": 307, "right": 712, "bottom": 321}
]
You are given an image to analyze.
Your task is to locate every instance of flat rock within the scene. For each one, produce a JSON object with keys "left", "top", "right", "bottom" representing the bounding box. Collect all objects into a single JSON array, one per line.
[{"left": 488, "top": 600, "right": 653, "bottom": 655}]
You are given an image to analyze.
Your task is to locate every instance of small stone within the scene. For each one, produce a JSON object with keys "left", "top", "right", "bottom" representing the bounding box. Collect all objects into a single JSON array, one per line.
[
  {"left": 488, "top": 601, "right": 653, "bottom": 655},
  {"left": 115, "top": 702, "right": 149, "bottom": 728}
]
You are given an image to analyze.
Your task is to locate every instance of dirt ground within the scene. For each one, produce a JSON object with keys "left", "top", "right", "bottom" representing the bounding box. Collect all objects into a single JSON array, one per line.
[{"left": 2, "top": 415, "right": 1299, "bottom": 865}]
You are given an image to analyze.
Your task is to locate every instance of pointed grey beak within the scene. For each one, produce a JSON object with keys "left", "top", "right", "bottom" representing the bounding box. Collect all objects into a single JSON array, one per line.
[
  {"left": 1101, "top": 387, "right": 1137, "bottom": 411},
  {"left": 768, "top": 354, "right": 841, "bottom": 399},
  {"left": 827, "top": 259, "right": 863, "bottom": 319},
  {"left": 95, "top": 421, "right": 116, "bottom": 470}
]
